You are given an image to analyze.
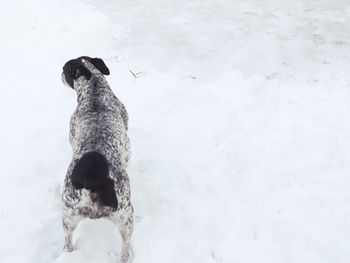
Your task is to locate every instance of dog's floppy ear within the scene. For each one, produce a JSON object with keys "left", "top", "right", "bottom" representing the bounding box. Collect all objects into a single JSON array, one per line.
[{"left": 91, "top": 58, "right": 110, "bottom": 75}]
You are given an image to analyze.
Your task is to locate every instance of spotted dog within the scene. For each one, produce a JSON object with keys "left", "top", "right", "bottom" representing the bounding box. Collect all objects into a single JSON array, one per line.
[{"left": 61, "top": 56, "right": 133, "bottom": 263}]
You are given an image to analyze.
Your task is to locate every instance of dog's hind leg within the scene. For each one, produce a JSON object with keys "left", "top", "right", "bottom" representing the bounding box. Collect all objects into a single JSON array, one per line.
[
  {"left": 120, "top": 215, "right": 133, "bottom": 263},
  {"left": 62, "top": 206, "right": 83, "bottom": 252},
  {"left": 110, "top": 206, "right": 134, "bottom": 263}
]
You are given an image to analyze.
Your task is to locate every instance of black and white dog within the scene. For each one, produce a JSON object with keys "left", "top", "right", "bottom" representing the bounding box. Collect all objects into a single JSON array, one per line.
[{"left": 61, "top": 56, "right": 133, "bottom": 263}]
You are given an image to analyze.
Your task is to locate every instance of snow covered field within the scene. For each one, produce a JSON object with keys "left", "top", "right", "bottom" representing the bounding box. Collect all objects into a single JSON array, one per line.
[{"left": 1, "top": 0, "right": 350, "bottom": 262}]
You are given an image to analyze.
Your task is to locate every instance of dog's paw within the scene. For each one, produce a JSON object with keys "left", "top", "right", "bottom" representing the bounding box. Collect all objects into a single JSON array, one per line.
[
  {"left": 121, "top": 245, "right": 132, "bottom": 263},
  {"left": 63, "top": 244, "right": 74, "bottom": 253}
]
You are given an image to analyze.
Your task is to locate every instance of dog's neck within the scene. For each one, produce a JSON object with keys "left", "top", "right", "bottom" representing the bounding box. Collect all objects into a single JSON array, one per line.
[
  {"left": 74, "top": 77, "right": 110, "bottom": 108},
  {"left": 74, "top": 77, "right": 93, "bottom": 101}
]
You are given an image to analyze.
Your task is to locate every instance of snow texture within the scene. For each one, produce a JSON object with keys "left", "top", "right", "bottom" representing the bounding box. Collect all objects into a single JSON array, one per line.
[{"left": 1, "top": 0, "right": 350, "bottom": 262}]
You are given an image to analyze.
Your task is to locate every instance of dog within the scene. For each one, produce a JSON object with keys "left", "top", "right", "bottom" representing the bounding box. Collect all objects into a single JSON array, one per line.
[{"left": 61, "top": 56, "right": 133, "bottom": 263}]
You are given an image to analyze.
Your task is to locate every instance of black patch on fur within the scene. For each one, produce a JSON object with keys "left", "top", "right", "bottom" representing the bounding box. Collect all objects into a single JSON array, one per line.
[
  {"left": 63, "top": 59, "right": 92, "bottom": 89},
  {"left": 71, "top": 151, "right": 118, "bottom": 209},
  {"left": 79, "top": 56, "right": 110, "bottom": 75}
]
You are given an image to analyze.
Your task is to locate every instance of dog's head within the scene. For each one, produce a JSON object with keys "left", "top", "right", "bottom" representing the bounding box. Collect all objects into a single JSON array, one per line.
[{"left": 62, "top": 56, "right": 110, "bottom": 89}]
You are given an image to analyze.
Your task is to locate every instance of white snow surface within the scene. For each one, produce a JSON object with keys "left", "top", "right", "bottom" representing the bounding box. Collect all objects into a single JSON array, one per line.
[{"left": 1, "top": 0, "right": 350, "bottom": 262}]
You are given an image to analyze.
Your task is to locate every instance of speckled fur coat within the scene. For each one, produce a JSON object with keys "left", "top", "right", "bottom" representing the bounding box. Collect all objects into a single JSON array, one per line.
[{"left": 61, "top": 57, "right": 133, "bottom": 263}]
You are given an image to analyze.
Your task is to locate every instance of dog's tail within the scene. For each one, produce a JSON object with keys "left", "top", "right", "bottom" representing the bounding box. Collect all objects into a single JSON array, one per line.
[{"left": 71, "top": 151, "right": 118, "bottom": 209}]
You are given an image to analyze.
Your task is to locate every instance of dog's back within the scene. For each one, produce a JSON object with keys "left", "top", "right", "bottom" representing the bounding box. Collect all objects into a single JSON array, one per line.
[{"left": 69, "top": 60, "right": 130, "bottom": 168}]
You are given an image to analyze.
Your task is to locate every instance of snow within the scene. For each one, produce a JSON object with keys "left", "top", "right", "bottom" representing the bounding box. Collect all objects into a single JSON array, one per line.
[{"left": 1, "top": 0, "right": 350, "bottom": 262}]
